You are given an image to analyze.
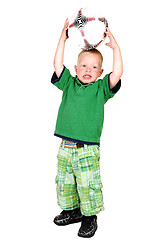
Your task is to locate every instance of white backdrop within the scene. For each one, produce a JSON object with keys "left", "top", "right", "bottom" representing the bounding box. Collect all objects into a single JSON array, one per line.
[{"left": 0, "top": 0, "right": 159, "bottom": 239}]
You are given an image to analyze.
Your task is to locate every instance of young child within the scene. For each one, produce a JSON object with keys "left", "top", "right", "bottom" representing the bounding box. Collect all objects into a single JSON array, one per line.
[{"left": 51, "top": 19, "right": 123, "bottom": 238}]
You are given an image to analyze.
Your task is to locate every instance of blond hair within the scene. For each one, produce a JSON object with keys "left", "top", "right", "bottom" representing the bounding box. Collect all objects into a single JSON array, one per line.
[{"left": 78, "top": 49, "right": 103, "bottom": 67}]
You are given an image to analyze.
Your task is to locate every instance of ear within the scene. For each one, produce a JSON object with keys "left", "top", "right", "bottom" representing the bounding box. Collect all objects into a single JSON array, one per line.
[
  {"left": 74, "top": 65, "right": 78, "bottom": 74},
  {"left": 99, "top": 69, "right": 104, "bottom": 77}
]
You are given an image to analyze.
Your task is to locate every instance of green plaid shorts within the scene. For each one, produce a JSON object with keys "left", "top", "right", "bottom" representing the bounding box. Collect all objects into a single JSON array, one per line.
[{"left": 55, "top": 143, "right": 104, "bottom": 216}]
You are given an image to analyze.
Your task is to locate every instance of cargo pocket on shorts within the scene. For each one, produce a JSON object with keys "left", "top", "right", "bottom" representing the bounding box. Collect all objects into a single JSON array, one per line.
[
  {"left": 55, "top": 175, "right": 66, "bottom": 207},
  {"left": 55, "top": 175, "right": 58, "bottom": 184},
  {"left": 55, "top": 175, "right": 60, "bottom": 199},
  {"left": 89, "top": 180, "right": 103, "bottom": 209},
  {"left": 55, "top": 175, "right": 63, "bottom": 199}
]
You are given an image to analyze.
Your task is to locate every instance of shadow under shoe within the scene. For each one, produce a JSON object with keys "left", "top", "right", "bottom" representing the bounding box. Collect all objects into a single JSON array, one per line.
[
  {"left": 53, "top": 208, "right": 83, "bottom": 226},
  {"left": 78, "top": 215, "right": 98, "bottom": 238}
]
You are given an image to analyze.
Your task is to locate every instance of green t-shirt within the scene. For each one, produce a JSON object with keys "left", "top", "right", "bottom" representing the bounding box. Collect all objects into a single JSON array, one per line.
[{"left": 51, "top": 66, "right": 121, "bottom": 144}]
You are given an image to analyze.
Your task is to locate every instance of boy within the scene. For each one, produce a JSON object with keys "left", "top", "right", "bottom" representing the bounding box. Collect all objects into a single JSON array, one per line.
[{"left": 51, "top": 19, "right": 123, "bottom": 238}]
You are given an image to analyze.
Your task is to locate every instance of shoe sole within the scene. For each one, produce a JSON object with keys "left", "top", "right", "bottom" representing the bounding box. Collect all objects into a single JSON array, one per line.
[{"left": 78, "top": 225, "right": 98, "bottom": 238}]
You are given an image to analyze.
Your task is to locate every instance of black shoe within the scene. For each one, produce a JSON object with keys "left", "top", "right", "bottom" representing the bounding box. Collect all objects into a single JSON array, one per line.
[
  {"left": 78, "top": 215, "right": 98, "bottom": 238},
  {"left": 53, "top": 208, "right": 83, "bottom": 226}
]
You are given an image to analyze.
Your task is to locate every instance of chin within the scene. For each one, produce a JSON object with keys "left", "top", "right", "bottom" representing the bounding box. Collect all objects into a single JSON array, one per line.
[
  {"left": 82, "top": 79, "right": 96, "bottom": 84},
  {"left": 82, "top": 80, "right": 91, "bottom": 84}
]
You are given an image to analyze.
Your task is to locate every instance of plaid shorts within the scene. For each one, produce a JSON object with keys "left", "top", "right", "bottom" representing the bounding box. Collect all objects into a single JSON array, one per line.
[{"left": 55, "top": 142, "right": 104, "bottom": 216}]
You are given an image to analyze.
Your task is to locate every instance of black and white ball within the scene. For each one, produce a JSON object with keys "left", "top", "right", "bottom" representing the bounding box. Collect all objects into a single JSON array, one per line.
[{"left": 68, "top": 8, "right": 108, "bottom": 50}]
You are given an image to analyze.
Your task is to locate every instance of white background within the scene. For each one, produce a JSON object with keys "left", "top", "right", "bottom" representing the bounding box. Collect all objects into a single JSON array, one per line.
[{"left": 0, "top": 0, "right": 159, "bottom": 239}]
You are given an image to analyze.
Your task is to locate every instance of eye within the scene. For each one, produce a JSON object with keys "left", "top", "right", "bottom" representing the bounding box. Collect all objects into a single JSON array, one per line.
[
  {"left": 82, "top": 65, "right": 86, "bottom": 67},
  {"left": 93, "top": 66, "right": 97, "bottom": 69}
]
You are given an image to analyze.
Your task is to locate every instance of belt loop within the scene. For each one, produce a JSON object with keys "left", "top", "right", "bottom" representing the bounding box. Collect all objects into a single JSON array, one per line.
[{"left": 62, "top": 140, "right": 66, "bottom": 149}]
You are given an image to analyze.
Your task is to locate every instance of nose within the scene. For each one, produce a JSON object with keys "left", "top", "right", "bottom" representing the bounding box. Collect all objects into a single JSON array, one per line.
[{"left": 86, "top": 66, "right": 91, "bottom": 72}]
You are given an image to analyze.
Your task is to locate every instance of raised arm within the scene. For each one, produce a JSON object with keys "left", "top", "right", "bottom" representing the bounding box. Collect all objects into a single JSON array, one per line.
[
  {"left": 53, "top": 19, "right": 69, "bottom": 78},
  {"left": 105, "top": 28, "right": 123, "bottom": 89}
]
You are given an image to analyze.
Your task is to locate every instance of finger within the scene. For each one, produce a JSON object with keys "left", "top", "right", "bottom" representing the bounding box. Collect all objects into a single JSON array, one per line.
[
  {"left": 104, "top": 29, "right": 110, "bottom": 37},
  {"left": 64, "top": 18, "right": 69, "bottom": 27},
  {"left": 105, "top": 28, "right": 111, "bottom": 35}
]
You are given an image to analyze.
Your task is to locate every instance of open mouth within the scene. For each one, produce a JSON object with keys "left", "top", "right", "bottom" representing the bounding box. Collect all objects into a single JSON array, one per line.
[{"left": 83, "top": 74, "right": 92, "bottom": 80}]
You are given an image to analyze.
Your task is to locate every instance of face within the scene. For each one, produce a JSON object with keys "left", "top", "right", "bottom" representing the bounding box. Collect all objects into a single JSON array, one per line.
[{"left": 74, "top": 52, "right": 104, "bottom": 84}]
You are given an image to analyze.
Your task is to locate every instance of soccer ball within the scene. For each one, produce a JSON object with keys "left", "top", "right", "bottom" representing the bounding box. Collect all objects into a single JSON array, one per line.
[{"left": 68, "top": 8, "right": 108, "bottom": 50}]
